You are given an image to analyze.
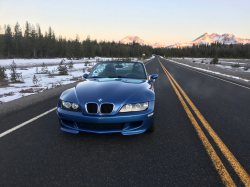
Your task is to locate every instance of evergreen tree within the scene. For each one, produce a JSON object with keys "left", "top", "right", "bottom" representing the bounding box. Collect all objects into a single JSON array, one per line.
[
  {"left": 85, "top": 35, "right": 93, "bottom": 59},
  {"left": 73, "top": 35, "right": 81, "bottom": 59},
  {"left": 32, "top": 74, "right": 39, "bottom": 86},
  {"left": 30, "top": 25, "right": 37, "bottom": 58},
  {"left": 1, "top": 21, "right": 250, "bottom": 60},
  {"left": 68, "top": 61, "right": 73, "bottom": 68},
  {"left": 24, "top": 21, "right": 31, "bottom": 58},
  {"left": 41, "top": 62, "right": 48, "bottom": 73},
  {"left": 0, "top": 34, "right": 5, "bottom": 58},
  {"left": 4, "top": 25, "right": 12, "bottom": 58},
  {"left": 0, "top": 66, "right": 7, "bottom": 80},
  {"left": 58, "top": 60, "right": 68, "bottom": 75},
  {"left": 13, "top": 22, "right": 23, "bottom": 58},
  {"left": 9, "top": 61, "right": 23, "bottom": 82},
  {"left": 211, "top": 55, "right": 218, "bottom": 64}
]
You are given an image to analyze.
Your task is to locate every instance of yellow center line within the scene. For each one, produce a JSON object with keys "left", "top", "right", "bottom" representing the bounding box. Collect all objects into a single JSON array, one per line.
[
  {"left": 158, "top": 58, "right": 250, "bottom": 186},
  {"left": 158, "top": 59, "right": 236, "bottom": 187}
]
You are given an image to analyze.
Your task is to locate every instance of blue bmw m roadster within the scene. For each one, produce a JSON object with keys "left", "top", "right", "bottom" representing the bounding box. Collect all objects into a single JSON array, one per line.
[{"left": 57, "top": 61, "right": 158, "bottom": 135}]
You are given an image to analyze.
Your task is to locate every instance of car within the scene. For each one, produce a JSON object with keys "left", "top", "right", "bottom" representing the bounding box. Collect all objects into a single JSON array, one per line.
[{"left": 56, "top": 61, "right": 158, "bottom": 135}]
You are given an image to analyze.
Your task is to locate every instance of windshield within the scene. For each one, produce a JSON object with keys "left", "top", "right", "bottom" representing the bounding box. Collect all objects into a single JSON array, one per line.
[{"left": 88, "top": 62, "right": 147, "bottom": 79}]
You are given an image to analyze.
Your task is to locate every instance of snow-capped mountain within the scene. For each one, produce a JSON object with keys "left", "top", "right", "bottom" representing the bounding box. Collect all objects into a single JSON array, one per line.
[
  {"left": 119, "top": 36, "right": 152, "bottom": 46},
  {"left": 167, "top": 33, "right": 250, "bottom": 48},
  {"left": 153, "top": 42, "right": 165, "bottom": 48},
  {"left": 119, "top": 36, "right": 165, "bottom": 48}
]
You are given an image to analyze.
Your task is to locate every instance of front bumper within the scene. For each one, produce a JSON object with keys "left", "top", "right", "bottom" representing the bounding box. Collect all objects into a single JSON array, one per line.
[{"left": 57, "top": 101, "right": 154, "bottom": 135}]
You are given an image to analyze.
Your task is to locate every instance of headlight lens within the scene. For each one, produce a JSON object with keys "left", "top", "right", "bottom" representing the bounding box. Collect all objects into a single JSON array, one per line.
[
  {"left": 61, "top": 100, "right": 80, "bottom": 111},
  {"left": 72, "top": 103, "right": 79, "bottom": 110},
  {"left": 126, "top": 104, "right": 132, "bottom": 110},
  {"left": 119, "top": 102, "right": 148, "bottom": 112},
  {"left": 62, "top": 101, "right": 71, "bottom": 109}
]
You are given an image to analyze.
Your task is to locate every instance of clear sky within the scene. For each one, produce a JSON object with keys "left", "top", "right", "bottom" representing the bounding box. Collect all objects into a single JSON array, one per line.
[{"left": 0, "top": 0, "right": 249, "bottom": 46}]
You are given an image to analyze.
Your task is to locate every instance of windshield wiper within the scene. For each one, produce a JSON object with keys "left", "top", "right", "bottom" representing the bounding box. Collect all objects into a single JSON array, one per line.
[
  {"left": 90, "top": 76, "right": 105, "bottom": 78},
  {"left": 107, "top": 76, "right": 118, "bottom": 78}
]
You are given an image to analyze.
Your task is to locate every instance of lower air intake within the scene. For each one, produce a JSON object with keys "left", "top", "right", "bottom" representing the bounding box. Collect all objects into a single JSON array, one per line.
[{"left": 77, "top": 123, "right": 124, "bottom": 129}]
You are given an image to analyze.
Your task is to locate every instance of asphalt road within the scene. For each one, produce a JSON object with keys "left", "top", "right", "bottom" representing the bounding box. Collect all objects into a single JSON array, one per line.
[{"left": 0, "top": 56, "right": 250, "bottom": 186}]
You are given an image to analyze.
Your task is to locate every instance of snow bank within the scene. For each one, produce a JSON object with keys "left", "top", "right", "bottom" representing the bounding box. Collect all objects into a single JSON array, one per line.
[{"left": 0, "top": 57, "right": 151, "bottom": 103}]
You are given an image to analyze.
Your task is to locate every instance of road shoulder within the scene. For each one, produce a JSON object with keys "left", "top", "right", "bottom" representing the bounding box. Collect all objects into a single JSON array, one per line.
[
  {"left": 163, "top": 58, "right": 250, "bottom": 88},
  {"left": 0, "top": 82, "right": 78, "bottom": 117}
]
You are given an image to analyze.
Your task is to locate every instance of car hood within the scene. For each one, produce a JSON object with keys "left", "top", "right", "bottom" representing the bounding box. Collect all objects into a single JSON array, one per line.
[{"left": 75, "top": 79, "right": 149, "bottom": 114}]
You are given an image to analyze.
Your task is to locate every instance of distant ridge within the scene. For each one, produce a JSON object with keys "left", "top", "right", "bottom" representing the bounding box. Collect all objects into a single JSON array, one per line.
[
  {"left": 119, "top": 36, "right": 165, "bottom": 48},
  {"left": 119, "top": 33, "right": 250, "bottom": 48},
  {"left": 167, "top": 33, "right": 250, "bottom": 48}
]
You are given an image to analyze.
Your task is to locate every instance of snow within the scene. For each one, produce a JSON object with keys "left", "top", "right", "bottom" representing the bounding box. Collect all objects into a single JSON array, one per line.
[
  {"left": 0, "top": 57, "right": 153, "bottom": 103},
  {"left": 167, "top": 33, "right": 250, "bottom": 48},
  {"left": 120, "top": 36, "right": 152, "bottom": 46},
  {"left": 0, "top": 57, "right": 98, "bottom": 68},
  {"left": 168, "top": 59, "right": 250, "bottom": 81},
  {"left": 119, "top": 35, "right": 165, "bottom": 48}
]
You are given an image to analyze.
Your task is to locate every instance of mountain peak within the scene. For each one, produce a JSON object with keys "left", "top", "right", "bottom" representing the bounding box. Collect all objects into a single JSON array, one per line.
[
  {"left": 119, "top": 36, "right": 165, "bottom": 47},
  {"left": 168, "top": 33, "right": 250, "bottom": 48},
  {"left": 120, "top": 35, "right": 150, "bottom": 45},
  {"left": 192, "top": 33, "right": 208, "bottom": 42}
]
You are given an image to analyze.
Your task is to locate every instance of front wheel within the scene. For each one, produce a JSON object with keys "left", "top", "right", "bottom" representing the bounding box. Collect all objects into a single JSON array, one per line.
[{"left": 146, "top": 118, "right": 155, "bottom": 133}]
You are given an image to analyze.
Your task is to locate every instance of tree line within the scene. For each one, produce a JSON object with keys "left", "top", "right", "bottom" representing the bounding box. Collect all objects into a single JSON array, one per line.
[
  {"left": 0, "top": 22, "right": 153, "bottom": 59},
  {"left": 153, "top": 43, "right": 250, "bottom": 59}
]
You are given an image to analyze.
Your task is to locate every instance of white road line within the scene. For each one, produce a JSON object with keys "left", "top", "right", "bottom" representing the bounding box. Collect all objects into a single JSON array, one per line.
[
  {"left": 165, "top": 59, "right": 250, "bottom": 90},
  {"left": 145, "top": 59, "right": 154, "bottom": 65},
  {"left": 0, "top": 107, "right": 57, "bottom": 138}
]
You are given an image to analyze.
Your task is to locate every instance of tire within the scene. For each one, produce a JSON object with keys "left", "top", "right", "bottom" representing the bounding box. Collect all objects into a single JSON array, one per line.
[{"left": 146, "top": 118, "right": 155, "bottom": 133}]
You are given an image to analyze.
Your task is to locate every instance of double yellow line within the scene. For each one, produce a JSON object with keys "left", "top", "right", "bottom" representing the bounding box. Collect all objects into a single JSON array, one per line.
[{"left": 158, "top": 58, "right": 250, "bottom": 187}]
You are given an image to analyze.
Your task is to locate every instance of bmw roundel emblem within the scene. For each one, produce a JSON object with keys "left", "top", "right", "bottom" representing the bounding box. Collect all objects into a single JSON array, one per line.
[{"left": 98, "top": 98, "right": 103, "bottom": 103}]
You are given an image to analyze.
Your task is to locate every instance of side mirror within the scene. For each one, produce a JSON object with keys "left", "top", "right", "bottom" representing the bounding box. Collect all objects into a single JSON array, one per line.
[
  {"left": 151, "top": 74, "right": 158, "bottom": 79},
  {"left": 83, "top": 73, "right": 89, "bottom": 78}
]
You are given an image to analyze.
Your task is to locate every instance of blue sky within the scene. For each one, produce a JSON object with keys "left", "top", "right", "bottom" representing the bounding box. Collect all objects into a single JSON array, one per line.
[{"left": 0, "top": 0, "right": 249, "bottom": 45}]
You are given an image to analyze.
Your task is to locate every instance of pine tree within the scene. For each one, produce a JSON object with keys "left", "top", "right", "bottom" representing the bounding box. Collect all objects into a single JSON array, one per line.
[
  {"left": 0, "top": 34, "right": 5, "bottom": 58},
  {"left": 48, "top": 71, "right": 54, "bottom": 78},
  {"left": 30, "top": 25, "right": 37, "bottom": 58},
  {"left": 58, "top": 60, "right": 68, "bottom": 75},
  {"left": 68, "top": 61, "right": 73, "bottom": 68},
  {"left": 41, "top": 62, "right": 48, "bottom": 73},
  {"left": 13, "top": 22, "right": 23, "bottom": 58},
  {"left": 9, "top": 61, "right": 23, "bottom": 82},
  {"left": 0, "top": 66, "right": 7, "bottom": 80},
  {"left": 36, "top": 24, "right": 43, "bottom": 58},
  {"left": 85, "top": 35, "right": 93, "bottom": 59},
  {"left": 73, "top": 35, "right": 81, "bottom": 59},
  {"left": 33, "top": 74, "right": 39, "bottom": 86},
  {"left": 211, "top": 55, "right": 218, "bottom": 64},
  {"left": 24, "top": 21, "right": 31, "bottom": 58},
  {"left": 5, "top": 25, "right": 13, "bottom": 58}
]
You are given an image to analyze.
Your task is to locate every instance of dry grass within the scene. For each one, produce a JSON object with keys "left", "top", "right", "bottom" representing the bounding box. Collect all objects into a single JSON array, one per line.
[
  {"left": 70, "top": 76, "right": 82, "bottom": 81},
  {"left": 0, "top": 80, "right": 9, "bottom": 87},
  {"left": 0, "top": 91, "right": 14, "bottom": 98}
]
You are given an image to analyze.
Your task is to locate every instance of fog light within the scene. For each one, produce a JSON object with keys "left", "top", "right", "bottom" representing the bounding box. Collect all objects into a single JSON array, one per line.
[{"left": 148, "top": 112, "right": 154, "bottom": 117}]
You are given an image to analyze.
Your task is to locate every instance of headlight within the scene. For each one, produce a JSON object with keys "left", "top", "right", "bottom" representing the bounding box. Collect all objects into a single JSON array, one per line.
[
  {"left": 61, "top": 100, "right": 80, "bottom": 111},
  {"left": 119, "top": 102, "right": 148, "bottom": 112}
]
